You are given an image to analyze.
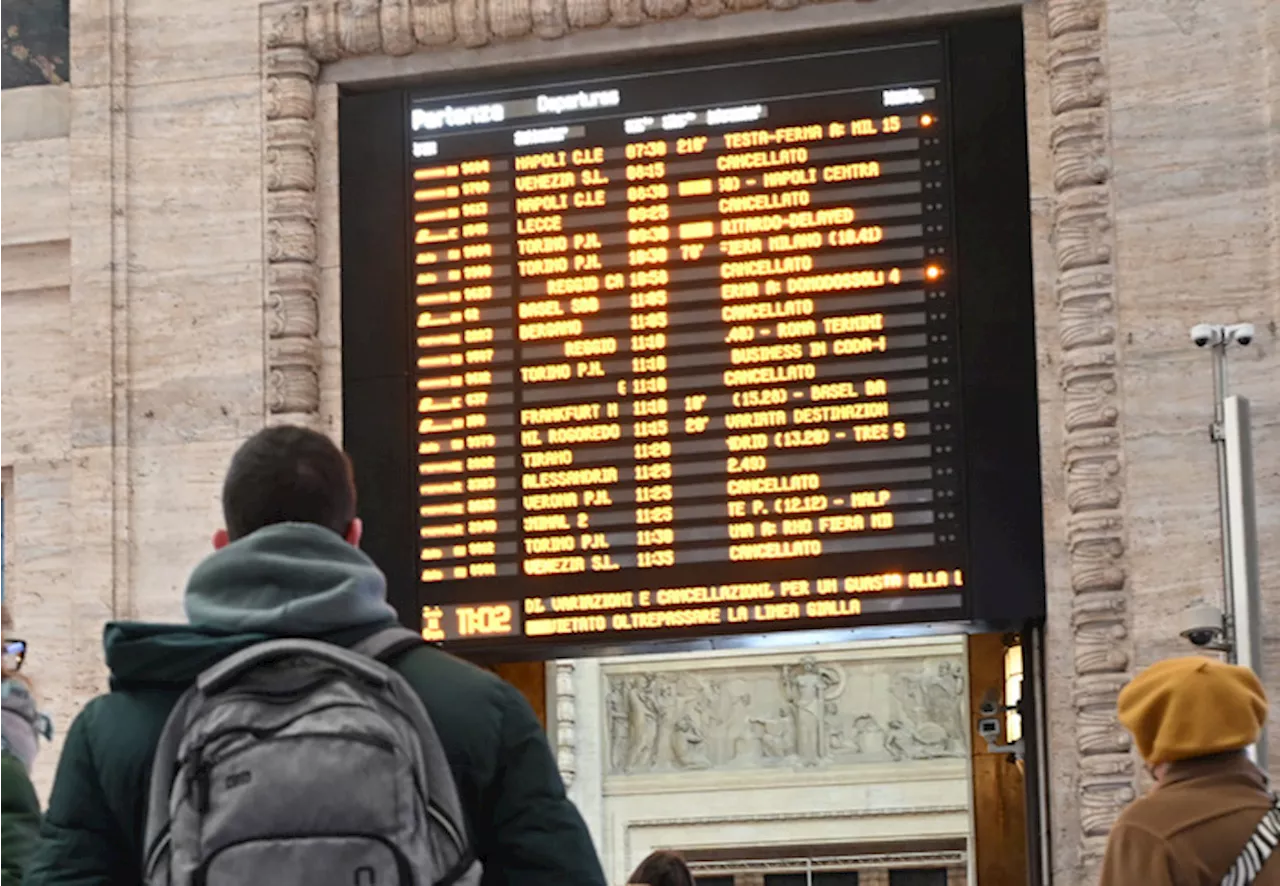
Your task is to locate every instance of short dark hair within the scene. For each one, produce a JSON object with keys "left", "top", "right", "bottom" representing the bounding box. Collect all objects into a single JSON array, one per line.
[
  {"left": 222, "top": 425, "right": 357, "bottom": 540},
  {"left": 628, "top": 851, "right": 694, "bottom": 886}
]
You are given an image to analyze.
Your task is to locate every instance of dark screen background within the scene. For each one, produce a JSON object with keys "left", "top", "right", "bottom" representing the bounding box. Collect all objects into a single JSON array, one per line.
[{"left": 340, "top": 12, "right": 1044, "bottom": 654}]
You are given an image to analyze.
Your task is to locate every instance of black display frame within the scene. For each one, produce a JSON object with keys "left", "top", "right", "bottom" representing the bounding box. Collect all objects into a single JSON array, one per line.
[{"left": 340, "top": 11, "right": 1044, "bottom": 658}]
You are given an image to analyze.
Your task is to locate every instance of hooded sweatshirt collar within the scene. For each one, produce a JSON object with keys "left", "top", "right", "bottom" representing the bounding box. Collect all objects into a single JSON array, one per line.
[
  {"left": 104, "top": 523, "right": 399, "bottom": 688},
  {"left": 183, "top": 522, "right": 399, "bottom": 634}
]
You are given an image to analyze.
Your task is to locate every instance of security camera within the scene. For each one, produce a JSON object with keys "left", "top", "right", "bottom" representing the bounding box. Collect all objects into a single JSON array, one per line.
[
  {"left": 977, "top": 718, "right": 1001, "bottom": 740},
  {"left": 1228, "top": 323, "right": 1255, "bottom": 346},
  {"left": 1190, "top": 324, "right": 1222, "bottom": 348},
  {"left": 977, "top": 688, "right": 1000, "bottom": 719},
  {"left": 1178, "top": 602, "right": 1228, "bottom": 650}
]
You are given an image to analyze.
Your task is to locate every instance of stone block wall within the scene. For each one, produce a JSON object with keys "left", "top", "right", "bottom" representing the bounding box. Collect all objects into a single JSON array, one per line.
[{"left": 2, "top": 84, "right": 79, "bottom": 795}]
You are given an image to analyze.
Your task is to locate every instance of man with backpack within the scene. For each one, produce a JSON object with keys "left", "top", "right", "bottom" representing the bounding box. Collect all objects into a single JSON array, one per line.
[
  {"left": 1099, "top": 656, "right": 1277, "bottom": 885},
  {"left": 25, "top": 425, "right": 607, "bottom": 886}
]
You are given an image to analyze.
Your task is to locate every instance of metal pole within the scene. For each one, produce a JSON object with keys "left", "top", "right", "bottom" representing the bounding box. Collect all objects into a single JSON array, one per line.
[
  {"left": 1223, "top": 395, "right": 1266, "bottom": 768},
  {"left": 1210, "top": 345, "right": 1237, "bottom": 651}
]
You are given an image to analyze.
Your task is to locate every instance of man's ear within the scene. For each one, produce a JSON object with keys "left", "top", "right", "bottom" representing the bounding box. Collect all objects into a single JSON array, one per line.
[
  {"left": 212, "top": 529, "right": 231, "bottom": 550},
  {"left": 345, "top": 518, "right": 364, "bottom": 547}
]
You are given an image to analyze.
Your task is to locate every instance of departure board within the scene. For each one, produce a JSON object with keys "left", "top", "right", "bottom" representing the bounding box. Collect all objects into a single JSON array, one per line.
[{"left": 341, "top": 16, "right": 1046, "bottom": 655}]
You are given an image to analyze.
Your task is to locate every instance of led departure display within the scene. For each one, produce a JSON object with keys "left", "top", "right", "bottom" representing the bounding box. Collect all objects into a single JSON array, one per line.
[{"left": 341, "top": 16, "right": 1046, "bottom": 655}]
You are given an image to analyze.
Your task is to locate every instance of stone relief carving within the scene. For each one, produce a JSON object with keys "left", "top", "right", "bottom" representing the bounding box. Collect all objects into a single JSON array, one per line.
[
  {"left": 604, "top": 655, "right": 965, "bottom": 775},
  {"left": 1046, "top": 0, "right": 1136, "bottom": 871},
  {"left": 257, "top": 0, "right": 1134, "bottom": 877}
]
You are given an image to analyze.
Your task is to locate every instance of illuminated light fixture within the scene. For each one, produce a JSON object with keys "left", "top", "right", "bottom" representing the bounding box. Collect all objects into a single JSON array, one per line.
[
  {"left": 1004, "top": 641, "right": 1024, "bottom": 745},
  {"left": 920, "top": 113, "right": 935, "bottom": 127},
  {"left": 925, "top": 265, "right": 943, "bottom": 281}
]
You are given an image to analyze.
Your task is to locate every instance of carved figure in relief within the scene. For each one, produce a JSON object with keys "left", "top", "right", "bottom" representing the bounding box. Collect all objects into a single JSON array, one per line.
[
  {"left": 670, "top": 714, "right": 710, "bottom": 769},
  {"left": 884, "top": 719, "right": 952, "bottom": 761},
  {"left": 921, "top": 661, "right": 966, "bottom": 748},
  {"left": 782, "top": 658, "right": 843, "bottom": 765},
  {"left": 705, "top": 679, "right": 751, "bottom": 764},
  {"left": 623, "top": 675, "right": 660, "bottom": 770},
  {"left": 852, "top": 715, "right": 886, "bottom": 755},
  {"left": 606, "top": 680, "right": 629, "bottom": 772},
  {"left": 650, "top": 677, "right": 678, "bottom": 768},
  {"left": 749, "top": 707, "right": 796, "bottom": 759}
]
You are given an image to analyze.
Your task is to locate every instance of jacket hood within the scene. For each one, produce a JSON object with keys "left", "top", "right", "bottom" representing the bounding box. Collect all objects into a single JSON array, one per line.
[{"left": 105, "top": 522, "right": 400, "bottom": 688}]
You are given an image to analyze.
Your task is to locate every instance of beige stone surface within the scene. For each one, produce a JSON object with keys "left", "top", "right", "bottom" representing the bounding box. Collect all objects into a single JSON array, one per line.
[
  {"left": 0, "top": 85, "right": 70, "bottom": 142},
  {"left": 1, "top": 80, "right": 78, "bottom": 802},
  {"left": 128, "top": 441, "right": 243, "bottom": 620},
  {"left": 316, "top": 82, "right": 344, "bottom": 436},
  {"left": 1, "top": 139, "right": 69, "bottom": 246},
  {"left": 1, "top": 289, "right": 71, "bottom": 464},
  {"left": 1105, "top": 0, "right": 1280, "bottom": 743}
]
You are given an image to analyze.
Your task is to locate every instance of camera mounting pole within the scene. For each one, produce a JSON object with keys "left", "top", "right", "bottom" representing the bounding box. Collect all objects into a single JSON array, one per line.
[{"left": 1189, "top": 322, "right": 1265, "bottom": 768}]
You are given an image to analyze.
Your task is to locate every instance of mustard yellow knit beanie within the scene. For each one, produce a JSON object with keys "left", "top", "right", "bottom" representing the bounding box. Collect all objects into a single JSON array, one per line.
[{"left": 1117, "top": 656, "right": 1268, "bottom": 765}]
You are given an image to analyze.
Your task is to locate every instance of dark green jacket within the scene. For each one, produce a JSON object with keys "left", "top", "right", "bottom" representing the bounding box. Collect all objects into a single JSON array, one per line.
[
  {"left": 24, "top": 524, "right": 605, "bottom": 886},
  {"left": 2, "top": 750, "right": 42, "bottom": 886}
]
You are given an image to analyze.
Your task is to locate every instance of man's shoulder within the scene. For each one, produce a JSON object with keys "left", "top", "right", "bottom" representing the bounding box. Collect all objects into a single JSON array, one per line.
[
  {"left": 392, "top": 646, "right": 520, "bottom": 727},
  {"left": 67, "top": 687, "right": 184, "bottom": 776},
  {"left": 389, "top": 642, "right": 509, "bottom": 706}
]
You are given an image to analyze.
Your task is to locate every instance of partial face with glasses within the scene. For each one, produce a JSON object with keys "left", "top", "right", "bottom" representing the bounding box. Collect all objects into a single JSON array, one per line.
[{"left": 2, "top": 638, "right": 26, "bottom": 674}]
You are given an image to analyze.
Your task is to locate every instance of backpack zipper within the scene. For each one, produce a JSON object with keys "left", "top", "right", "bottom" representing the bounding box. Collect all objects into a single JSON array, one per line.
[
  {"left": 181, "top": 701, "right": 387, "bottom": 771},
  {"left": 197, "top": 730, "right": 395, "bottom": 777},
  {"left": 193, "top": 831, "right": 414, "bottom": 886}
]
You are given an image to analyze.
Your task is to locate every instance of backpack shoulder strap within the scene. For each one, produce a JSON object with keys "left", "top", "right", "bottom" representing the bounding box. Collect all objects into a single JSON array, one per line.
[
  {"left": 143, "top": 685, "right": 200, "bottom": 877},
  {"left": 353, "top": 625, "right": 479, "bottom": 883},
  {"left": 353, "top": 625, "right": 424, "bottom": 664},
  {"left": 1221, "top": 794, "right": 1280, "bottom": 886}
]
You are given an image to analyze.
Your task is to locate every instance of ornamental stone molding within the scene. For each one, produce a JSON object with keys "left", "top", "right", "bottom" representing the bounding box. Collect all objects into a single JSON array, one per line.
[
  {"left": 1046, "top": 0, "right": 1134, "bottom": 872},
  {"left": 258, "top": 0, "right": 1134, "bottom": 872}
]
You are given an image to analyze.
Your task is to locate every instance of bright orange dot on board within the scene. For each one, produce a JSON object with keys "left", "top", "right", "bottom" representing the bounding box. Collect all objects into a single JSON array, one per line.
[
  {"left": 921, "top": 114, "right": 935, "bottom": 127},
  {"left": 926, "top": 265, "right": 943, "bottom": 280}
]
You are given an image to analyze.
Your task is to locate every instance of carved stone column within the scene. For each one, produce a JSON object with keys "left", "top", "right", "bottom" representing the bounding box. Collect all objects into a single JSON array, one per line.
[
  {"left": 262, "top": 6, "right": 321, "bottom": 428},
  {"left": 1044, "top": 0, "right": 1136, "bottom": 875},
  {"left": 554, "top": 661, "right": 578, "bottom": 787}
]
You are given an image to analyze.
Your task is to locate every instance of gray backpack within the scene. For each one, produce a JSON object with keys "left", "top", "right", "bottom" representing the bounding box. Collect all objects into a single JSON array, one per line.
[{"left": 142, "top": 627, "right": 482, "bottom": 886}]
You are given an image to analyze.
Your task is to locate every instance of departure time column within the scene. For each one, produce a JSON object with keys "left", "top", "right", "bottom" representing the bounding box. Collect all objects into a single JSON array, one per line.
[{"left": 624, "top": 138, "right": 677, "bottom": 569}]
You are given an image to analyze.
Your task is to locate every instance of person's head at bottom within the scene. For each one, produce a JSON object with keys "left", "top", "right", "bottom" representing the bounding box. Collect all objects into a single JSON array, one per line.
[
  {"left": 628, "top": 850, "right": 695, "bottom": 886},
  {"left": 1117, "top": 654, "right": 1267, "bottom": 780},
  {"left": 213, "top": 424, "right": 362, "bottom": 549}
]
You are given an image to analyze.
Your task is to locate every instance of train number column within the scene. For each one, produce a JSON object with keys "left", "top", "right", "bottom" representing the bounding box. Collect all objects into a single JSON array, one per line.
[{"left": 411, "top": 157, "right": 513, "bottom": 584}]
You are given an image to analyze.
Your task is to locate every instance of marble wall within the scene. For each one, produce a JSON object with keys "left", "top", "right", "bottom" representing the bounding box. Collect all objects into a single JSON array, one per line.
[
  {"left": 0, "top": 0, "right": 1278, "bottom": 879},
  {"left": 1, "top": 84, "right": 80, "bottom": 793}
]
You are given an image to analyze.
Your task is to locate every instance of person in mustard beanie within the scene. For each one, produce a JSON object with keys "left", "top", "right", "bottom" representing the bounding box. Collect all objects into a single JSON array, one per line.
[{"left": 1100, "top": 655, "right": 1278, "bottom": 886}]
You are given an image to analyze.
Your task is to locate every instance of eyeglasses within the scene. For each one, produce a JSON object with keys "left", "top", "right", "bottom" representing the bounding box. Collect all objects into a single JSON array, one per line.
[{"left": 3, "top": 639, "right": 27, "bottom": 672}]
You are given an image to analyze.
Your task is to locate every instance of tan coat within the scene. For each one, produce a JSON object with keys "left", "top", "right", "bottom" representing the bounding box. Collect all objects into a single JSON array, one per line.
[{"left": 1100, "top": 752, "right": 1277, "bottom": 886}]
